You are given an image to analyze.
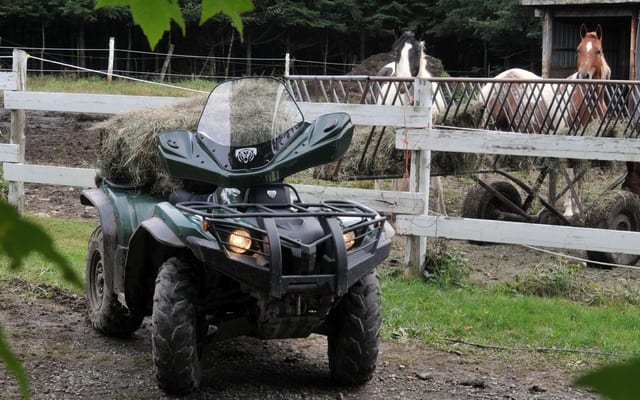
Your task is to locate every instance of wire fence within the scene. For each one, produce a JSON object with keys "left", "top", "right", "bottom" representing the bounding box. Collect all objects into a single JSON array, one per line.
[{"left": 0, "top": 44, "right": 359, "bottom": 80}]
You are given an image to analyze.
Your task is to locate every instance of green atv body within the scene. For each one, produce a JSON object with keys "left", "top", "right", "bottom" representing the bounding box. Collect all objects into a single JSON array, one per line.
[{"left": 81, "top": 77, "right": 391, "bottom": 395}]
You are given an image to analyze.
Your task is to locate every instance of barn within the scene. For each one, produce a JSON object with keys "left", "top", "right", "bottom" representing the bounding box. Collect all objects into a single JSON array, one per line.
[{"left": 522, "top": 0, "right": 640, "bottom": 79}]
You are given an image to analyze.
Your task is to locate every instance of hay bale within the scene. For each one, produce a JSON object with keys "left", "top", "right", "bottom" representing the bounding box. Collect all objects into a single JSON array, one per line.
[{"left": 96, "top": 94, "right": 207, "bottom": 194}]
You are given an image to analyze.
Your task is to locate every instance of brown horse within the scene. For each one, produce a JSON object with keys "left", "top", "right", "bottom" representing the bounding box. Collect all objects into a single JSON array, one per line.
[
  {"left": 564, "top": 24, "right": 610, "bottom": 130},
  {"left": 480, "top": 24, "right": 611, "bottom": 216}
]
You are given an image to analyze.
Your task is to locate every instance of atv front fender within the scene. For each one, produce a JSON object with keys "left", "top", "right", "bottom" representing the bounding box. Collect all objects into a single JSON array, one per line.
[
  {"left": 81, "top": 188, "right": 118, "bottom": 293},
  {"left": 122, "top": 215, "right": 187, "bottom": 315}
]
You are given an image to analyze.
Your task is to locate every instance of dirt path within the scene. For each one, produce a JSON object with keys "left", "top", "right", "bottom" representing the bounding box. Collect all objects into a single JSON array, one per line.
[{"left": 0, "top": 279, "right": 599, "bottom": 400}]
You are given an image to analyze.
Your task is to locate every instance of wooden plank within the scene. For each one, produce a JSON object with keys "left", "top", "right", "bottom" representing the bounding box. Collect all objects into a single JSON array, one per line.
[
  {"left": 293, "top": 184, "right": 426, "bottom": 215},
  {"left": 0, "top": 144, "right": 19, "bottom": 162},
  {"left": 4, "top": 91, "right": 185, "bottom": 114},
  {"left": 398, "top": 128, "right": 640, "bottom": 162},
  {"left": 0, "top": 71, "right": 17, "bottom": 91},
  {"left": 298, "top": 102, "right": 429, "bottom": 127},
  {"left": 3, "top": 163, "right": 95, "bottom": 187},
  {"left": 396, "top": 215, "right": 640, "bottom": 255}
]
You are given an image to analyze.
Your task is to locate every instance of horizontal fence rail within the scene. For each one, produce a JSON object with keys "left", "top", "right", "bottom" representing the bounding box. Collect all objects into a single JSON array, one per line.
[{"left": 5, "top": 50, "right": 640, "bottom": 268}]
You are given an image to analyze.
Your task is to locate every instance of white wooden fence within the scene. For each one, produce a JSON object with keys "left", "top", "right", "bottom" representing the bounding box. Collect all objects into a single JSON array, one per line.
[{"left": 3, "top": 49, "right": 640, "bottom": 274}]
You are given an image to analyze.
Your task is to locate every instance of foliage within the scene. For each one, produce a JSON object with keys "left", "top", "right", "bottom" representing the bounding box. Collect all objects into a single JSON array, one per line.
[
  {"left": 95, "top": 0, "right": 254, "bottom": 50},
  {"left": 576, "top": 358, "right": 640, "bottom": 400},
  {"left": 0, "top": 326, "right": 28, "bottom": 399},
  {"left": 0, "top": 201, "right": 83, "bottom": 398},
  {"left": 422, "top": 242, "right": 470, "bottom": 288}
]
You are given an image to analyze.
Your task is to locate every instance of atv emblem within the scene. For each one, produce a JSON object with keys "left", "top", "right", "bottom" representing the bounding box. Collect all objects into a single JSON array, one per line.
[{"left": 235, "top": 147, "right": 257, "bottom": 163}]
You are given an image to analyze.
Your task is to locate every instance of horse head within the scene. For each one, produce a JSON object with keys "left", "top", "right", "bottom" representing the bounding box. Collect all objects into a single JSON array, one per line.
[
  {"left": 391, "top": 31, "right": 424, "bottom": 77},
  {"left": 576, "top": 24, "right": 611, "bottom": 80}
]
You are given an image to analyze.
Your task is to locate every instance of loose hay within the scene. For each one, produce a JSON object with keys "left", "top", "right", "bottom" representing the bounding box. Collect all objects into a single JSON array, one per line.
[
  {"left": 314, "top": 100, "right": 487, "bottom": 180},
  {"left": 96, "top": 94, "right": 207, "bottom": 194}
]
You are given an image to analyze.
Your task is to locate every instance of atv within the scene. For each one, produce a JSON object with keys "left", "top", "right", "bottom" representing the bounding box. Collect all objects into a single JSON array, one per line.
[{"left": 81, "top": 77, "right": 391, "bottom": 395}]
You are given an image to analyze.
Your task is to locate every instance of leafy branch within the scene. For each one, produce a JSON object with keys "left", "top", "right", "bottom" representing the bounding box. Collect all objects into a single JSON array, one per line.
[{"left": 95, "top": 0, "right": 254, "bottom": 50}]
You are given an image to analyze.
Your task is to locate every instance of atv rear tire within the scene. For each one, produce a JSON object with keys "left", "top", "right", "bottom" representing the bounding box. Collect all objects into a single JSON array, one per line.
[
  {"left": 328, "top": 270, "right": 381, "bottom": 385},
  {"left": 85, "top": 227, "right": 143, "bottom": 337},
  {"left": 152, "top": 258, "right": 201, "bottom": 396}
]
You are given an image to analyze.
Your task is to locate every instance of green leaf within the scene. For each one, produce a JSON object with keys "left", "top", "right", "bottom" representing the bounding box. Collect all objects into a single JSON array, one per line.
[
  {"left": 200, "top": 0, "right": 254, "bottom": 36},
  {"left": 0, "top": 326, "right": 30, "bottom": 399},
  {"left": 0, "top": 201, "right": 83, "bottom": 290},
  {"left": 576, "top": 357, "right": 640, "bottom": 400},
  {"left": 96, "top": 0, "right": 186, "bottom": 50}
]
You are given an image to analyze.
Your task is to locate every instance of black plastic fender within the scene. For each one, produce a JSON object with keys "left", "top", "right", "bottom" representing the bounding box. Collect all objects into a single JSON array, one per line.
[
  {"left": 80, "top": 188, "right": 118, "bottom": 294},
  {"left": 123, "top": 217, "right": 186, "bottom": 315}
]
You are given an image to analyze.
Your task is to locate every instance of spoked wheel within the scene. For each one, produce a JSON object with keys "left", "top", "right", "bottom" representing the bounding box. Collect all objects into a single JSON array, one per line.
[
  {"left": 584, "top": 190, "right": 640, "bottom": 268},
  {"left": 152, "top": 257, "right": 203, "bottom": 396},
  {"left": 327, "top": 270, "right": 381, "bottom": 385},
  {"left": 462, "top": 179, "right": 523, "bottom": 221},
  {"left": 85, "top": 227, "right": 143, "bottom": 336},
  {"left": 462, "top": 179, "right": 523, "bottom": 244}
]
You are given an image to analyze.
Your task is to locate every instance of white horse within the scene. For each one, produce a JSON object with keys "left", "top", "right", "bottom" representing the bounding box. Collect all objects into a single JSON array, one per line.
[
  {"left": 375, "top": 31, "right": 447, "bottom": 215},
  {"left": 376, "top": 31, "right": 447, "bottom": 121}
]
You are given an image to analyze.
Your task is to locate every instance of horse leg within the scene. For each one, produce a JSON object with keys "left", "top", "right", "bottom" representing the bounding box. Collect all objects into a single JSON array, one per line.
[
  {"left": 561, "top": 166, "right": 576, "bottom": 217},
  {"left": 432, "top": 176, "right": 447, "bottom": 216},
  {"left": 561, "top": 164, "right": 585, "bottom": 218}
]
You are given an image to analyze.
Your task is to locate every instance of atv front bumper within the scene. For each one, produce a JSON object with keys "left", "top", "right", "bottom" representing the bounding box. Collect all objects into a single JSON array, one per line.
[{"left": 178, "top": 200, "right": 391, "bottom": 298}]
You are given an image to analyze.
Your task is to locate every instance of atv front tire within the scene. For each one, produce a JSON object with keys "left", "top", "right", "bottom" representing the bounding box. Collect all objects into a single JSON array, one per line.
[
  {"left": 85, "top": 227, "right": 143, "bottom": 337},
  {"left": 152, "top": 258, "right": 201, "bottom": 395},
  {"left": 328, "top": 270, "right": 381, "bottom": 385}
]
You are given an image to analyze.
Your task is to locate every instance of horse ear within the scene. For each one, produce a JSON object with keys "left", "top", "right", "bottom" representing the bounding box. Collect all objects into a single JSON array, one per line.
[
  {"left": 580, "top": 23, "right": 588, "bottom": 38},
  {"left": 414, "top": 25, "right": 424, "bottom": 41},
  {"left": 596, "top": 24, "right": 603, "bottom": 40},
  {"left": 393, "top": 25, "right": 402, "bottom": 38}
]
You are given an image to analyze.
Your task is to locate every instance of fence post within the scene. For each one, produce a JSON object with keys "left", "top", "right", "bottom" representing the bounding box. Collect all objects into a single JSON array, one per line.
[
  {"left": 404, "top": 78, "right": 432, "bottom": 276},
  {"left": 107, "top": 37, "right": 114, "bottom": 83},
  {"left": 159, "top": 43, "right": 174, "bottom": 82},
  {"left": 8, "top": 49, "right": 27, "bottom": 213}
]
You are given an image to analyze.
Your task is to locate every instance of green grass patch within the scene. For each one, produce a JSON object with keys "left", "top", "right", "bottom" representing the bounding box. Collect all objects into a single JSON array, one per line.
[
  {"left": 0, "top": 215, "right": 95, "bottom": 292},
  {"left": 26, "top": 75, "right": 215, "bottom": 97},
  {"left": 381, "top": 270, "right": 640, "bottom": 358}
]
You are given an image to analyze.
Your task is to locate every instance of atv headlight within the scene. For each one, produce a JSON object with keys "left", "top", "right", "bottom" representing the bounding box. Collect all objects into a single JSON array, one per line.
[
  {"left": 343, "top": 230, "right": 356, "bottom": 250},
  {"left": 228, "top": 228, "right": 252, "bottom": 254}
]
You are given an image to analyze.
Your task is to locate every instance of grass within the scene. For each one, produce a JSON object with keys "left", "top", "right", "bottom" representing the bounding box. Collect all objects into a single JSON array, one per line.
[
  {"left": 3, "top": 213, "right": 640, "bottom": 364},
  {"left": 381, "top": 269, "right": 640, "bottom": 358},
  {"left": 0, "top": 215, "right": 95, "bottom": 291},
  {"left": 26, "top": 74, "right": 215, "bottom": 97}
]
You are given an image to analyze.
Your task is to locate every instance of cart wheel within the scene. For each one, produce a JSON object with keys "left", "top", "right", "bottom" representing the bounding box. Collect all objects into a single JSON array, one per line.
[
  {"left": 462, "top": 180, "right": 522, "bottom": 220},
  {"left": 537, "top": 209, "right": 565, "bottom": 225},
  {"left": 584, "top": 190, "right": 640, "bottom": 268}
]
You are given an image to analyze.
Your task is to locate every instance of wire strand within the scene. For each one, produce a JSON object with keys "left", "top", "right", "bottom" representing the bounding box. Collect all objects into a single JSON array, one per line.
[{"left": 26, "top": 54, "right": 209, "bottom": 94}]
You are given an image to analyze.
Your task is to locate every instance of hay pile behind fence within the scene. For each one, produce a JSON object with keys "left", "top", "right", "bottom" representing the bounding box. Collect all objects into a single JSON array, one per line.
[
  {"left": 314, "top": 99, "right": 487, "bottom": 180},
  {"left": 95, "top": 94, "right": 207, "bottom": 194}
]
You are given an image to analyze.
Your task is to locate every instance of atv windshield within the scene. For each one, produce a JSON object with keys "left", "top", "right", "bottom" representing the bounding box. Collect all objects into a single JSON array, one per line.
[{"left": 197, "top": 78, "right": 304, "bottom": 171}]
